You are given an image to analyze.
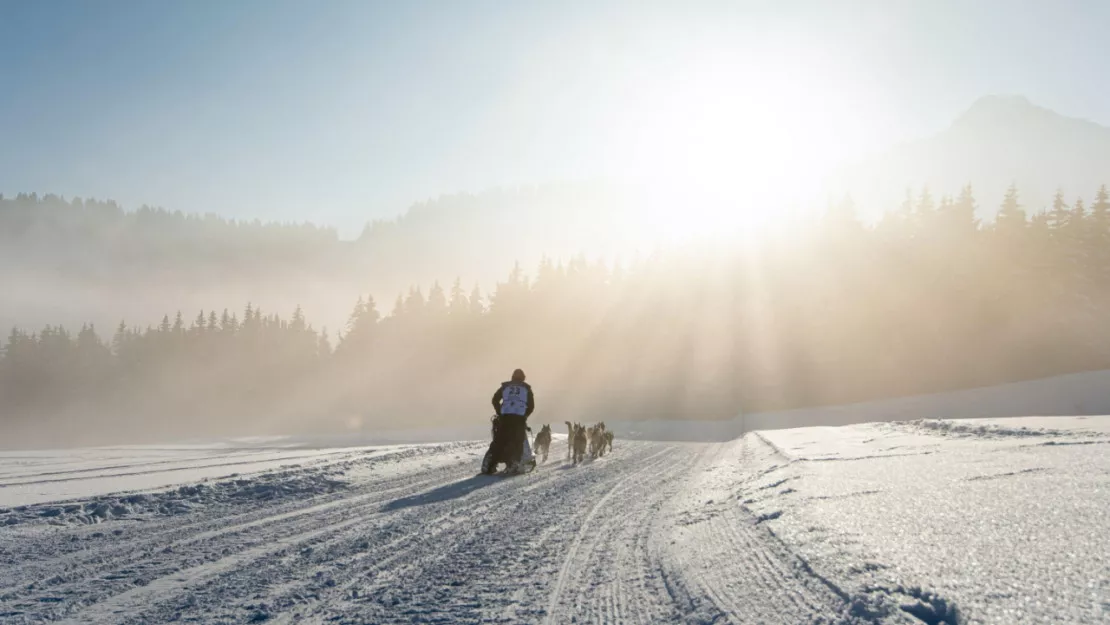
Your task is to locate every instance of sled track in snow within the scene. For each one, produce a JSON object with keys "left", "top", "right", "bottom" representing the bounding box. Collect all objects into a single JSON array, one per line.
[
  {"left": 2, "top": 439, "right": 912, "bottom": 624},
  {"left": 0, "top": 445, "right": 484, "bottom": 622},
  {"left": 660, "top": 494, "right": 855, "bottom": 623}
]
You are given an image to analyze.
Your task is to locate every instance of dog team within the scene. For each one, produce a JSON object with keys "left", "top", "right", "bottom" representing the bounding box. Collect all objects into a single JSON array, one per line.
[{"left": 527, "top": 421, "right": 614, "bottom": 466}]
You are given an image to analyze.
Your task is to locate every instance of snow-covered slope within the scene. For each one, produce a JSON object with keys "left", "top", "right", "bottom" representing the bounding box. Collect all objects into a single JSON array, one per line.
[
  {"left": 743, "top": 368, "right": 1110, "bottom": 433},
  {"left": 1, "top": 418, "right": 1107, "bottom": 623}
]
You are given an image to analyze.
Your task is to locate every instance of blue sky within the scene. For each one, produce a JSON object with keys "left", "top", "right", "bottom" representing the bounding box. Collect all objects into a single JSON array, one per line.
[{"left": 2, "top": 0, "right": 1108, "bottom": 235}]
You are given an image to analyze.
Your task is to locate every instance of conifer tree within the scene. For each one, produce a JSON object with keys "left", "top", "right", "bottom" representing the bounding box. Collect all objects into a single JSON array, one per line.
[{"left": 449, "top": 278, "right": 469, "bottom": 316}]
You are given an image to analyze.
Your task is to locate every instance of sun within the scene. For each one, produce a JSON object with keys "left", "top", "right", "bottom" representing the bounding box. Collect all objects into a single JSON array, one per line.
[{"left": 599, "top": 55, "right": 879, "bottom": 244}]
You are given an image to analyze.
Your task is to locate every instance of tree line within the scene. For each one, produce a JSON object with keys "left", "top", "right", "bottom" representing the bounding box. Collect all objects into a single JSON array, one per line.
[
  {"left": 3, "top": 183, "right": 1110, "bottom": 446},
  {"left": 0, "top": 184, "right": 621, "bottom": 281},
  {"left": 0, "top": 185, "right": 630, "bottom": 336}
]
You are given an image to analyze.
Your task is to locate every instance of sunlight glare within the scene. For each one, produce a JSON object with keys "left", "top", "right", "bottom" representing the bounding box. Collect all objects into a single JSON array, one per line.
[{"left": 603, "top": 49, "right": 882, "bottom": 244}]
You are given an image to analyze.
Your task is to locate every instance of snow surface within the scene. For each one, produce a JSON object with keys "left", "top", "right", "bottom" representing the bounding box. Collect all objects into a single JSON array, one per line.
[
  {"left": 742, "top": 369, "right": 1110, "bottom": 433},
  {"left": 0, "top": 442, "right": 427, "bottom": 507},
  {"left": 743, "top": 417, "right": 1110, "bottom": 625},
  {"left": 0, "top": 418, "right": 1106, "bottom": 623}
]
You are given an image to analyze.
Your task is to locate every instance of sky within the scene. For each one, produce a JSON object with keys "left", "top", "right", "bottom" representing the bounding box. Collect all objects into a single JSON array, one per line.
[{"left": 2, "top": 0, "right": 1109, "bottom": 236}]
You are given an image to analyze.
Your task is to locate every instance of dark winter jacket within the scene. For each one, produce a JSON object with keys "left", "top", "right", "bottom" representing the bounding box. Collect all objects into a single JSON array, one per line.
[{"left": 492, "top": 381, "right": 534, "bottom": 418}]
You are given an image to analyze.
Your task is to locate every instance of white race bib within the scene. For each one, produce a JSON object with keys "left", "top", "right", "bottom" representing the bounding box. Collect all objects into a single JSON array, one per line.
[{"left": 501, "top": 383, "right": 529, "bottom": 415}]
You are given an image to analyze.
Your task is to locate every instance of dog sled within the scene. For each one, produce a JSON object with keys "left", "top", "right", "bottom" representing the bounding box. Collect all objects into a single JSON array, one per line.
[{"left": 480, "top": 414, "right": 537, "bottom": 476}]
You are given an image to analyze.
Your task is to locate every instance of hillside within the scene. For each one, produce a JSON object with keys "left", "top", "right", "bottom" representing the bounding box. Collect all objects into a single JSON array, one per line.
[
  {"left": 836, "top": 95, "right": 1110, "bottom": 219},
  {"left": 0, "top": 184, "right": 634, "bottom": 333},
  {"left": 10, "top": 95, "right": 1110, "bottom": 330}
]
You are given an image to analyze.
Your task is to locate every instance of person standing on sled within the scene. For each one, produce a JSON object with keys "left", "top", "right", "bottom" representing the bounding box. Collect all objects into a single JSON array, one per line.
[{"left": 483, "top": 369, "right": 535, "bottom": 474}]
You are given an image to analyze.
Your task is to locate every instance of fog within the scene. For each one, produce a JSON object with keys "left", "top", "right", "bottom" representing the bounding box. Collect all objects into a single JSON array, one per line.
[
  {"left": 7, "top": 3, "right": 1110, "bottom": 449},
  {"left": 6, "top": 174, "right": 1110, "bottom": 450}
]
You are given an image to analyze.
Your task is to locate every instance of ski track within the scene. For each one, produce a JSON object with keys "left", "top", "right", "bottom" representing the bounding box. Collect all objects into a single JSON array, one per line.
[{"left": 2, "top": 439, "right": 917, "bottom": 624}]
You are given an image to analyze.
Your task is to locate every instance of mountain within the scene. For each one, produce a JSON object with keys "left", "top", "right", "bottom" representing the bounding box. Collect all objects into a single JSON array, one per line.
[{"left": 835, "top": 95, "right": 1110, "bottom": 218}]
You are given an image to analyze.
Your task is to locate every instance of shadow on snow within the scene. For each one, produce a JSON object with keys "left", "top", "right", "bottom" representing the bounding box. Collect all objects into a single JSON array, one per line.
[{"left": 383, "top": 475, "right": 499, "bottom": 511}]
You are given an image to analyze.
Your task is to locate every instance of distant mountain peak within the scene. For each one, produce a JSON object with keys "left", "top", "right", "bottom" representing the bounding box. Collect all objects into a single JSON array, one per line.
[
  {"left": 952, "top": 94, "right": 1052, "bottom": 129},
  {"left": 968, "top": 93, "right": 1035, "bottom": 111}
]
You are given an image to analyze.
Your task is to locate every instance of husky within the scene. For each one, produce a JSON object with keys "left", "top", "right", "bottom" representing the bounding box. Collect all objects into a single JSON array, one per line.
[
  {"left": 533, "top": 424, "right": 552, "bottom": 463},
  {"left": 572, "top": 423, "right": 588, "bottom": 465}
]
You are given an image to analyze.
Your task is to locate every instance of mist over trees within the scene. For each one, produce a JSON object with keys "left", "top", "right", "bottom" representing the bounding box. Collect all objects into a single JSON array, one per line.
[
  {"left": 4, "top": 183, "right": 1110, "bottom": 447},
  {"left": 0, "top": 184, "right": 633, "bottom": 335}
]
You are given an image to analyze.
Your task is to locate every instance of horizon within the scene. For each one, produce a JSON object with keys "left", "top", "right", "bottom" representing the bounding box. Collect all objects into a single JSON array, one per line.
[
  {"left": 2, "top": 91, "right": 1106, "bottom": 241},
  {"left": 5, "top": 1, "right": 1110, "bottom": 236}
]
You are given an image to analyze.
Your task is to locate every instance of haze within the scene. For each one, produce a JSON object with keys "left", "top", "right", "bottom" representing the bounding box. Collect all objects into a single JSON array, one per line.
[
  {"left": 6, "top": 1, "right": 1110, "bottom": 231},
  {"left": 5, "top": 1, "right": 1110, "bottom": 446}
]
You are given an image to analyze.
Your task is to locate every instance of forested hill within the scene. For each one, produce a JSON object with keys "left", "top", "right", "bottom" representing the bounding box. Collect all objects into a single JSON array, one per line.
[{"left": 0, "top": 183, "right": 631, "bottom": 333}]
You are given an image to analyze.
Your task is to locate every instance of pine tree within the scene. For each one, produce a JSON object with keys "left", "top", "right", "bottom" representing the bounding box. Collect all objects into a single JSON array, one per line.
[
  {"left": 317, "top": 328, "right": 332, "bottom": 358},
  {"left": 1063, "top": 197, "right": 1089, "bottom": 291},
  {"left": 1087, "top": 185, "right": 1110, "bottom": 285},
  {"left": 242, "top": 303, "right": 258, "bottom": 334},
  {"left": 915, "top": 186, "right": 936, "bottom": 231},
  {"left": 364, "top": 295, "right": 381, "bottom": 327},
  {"left": 469, "top": 285, "right": 485, "bottom": 316},
  {"left": 490, "top": 262, "right": 529, "bottom": 314},
  {"left": 291, "top": 305, "right": 306, "bottom": 333},
  {"left": 404, "top": 286, "right": 426, "bottom": 317},
  {"left": 339, "top": 296, "right": 379, "bottom": 353},
  {"left": 941, "top": 184, "right": 980, "bottom": 236},
  {"left": 346, "top": 296, "right": 367, "bottom": 335},
  {"left": 448, "top": 278, "right": 469, "bottom": 316},
  {"left": 192, "top": 310, "right": 207, "bottom": 335},
  {"left": 1048, "top": 188, "right": 1070, "bottom": 233},
  {"left": 994, "top": 183, "right": 1026, "bottom": 239},
  {"left": 112, "top": 320, "right": 128, "bottom": 356},
  {"left": 77, "top": 323, "right": 100, "bottom": 351},
  {"left": 877, "top": 188, "right": 915, "bottom": 240},
  {"left": 427, "top": 281, "right": 447, "bottom": 317}
]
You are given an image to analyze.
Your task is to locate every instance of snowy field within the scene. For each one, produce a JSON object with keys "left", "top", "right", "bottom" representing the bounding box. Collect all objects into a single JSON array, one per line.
[
  {"left": 0, "top": 441, "right": 426, "bottom": 507},
  {"left": 0, "top": 416, "right": 1106, "bottom": 623}
]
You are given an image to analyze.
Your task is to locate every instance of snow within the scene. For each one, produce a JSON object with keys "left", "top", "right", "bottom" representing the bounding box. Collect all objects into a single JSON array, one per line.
[
  {"left": 0, "top": 442, "right": 433, "bottom": 507},
  {"left": 0, "top": 416, "right": 1106, "bottom": 623},
  {"left": 742, "top": 417, "right": 1110, "bottom": 624},
  {"left": 743, "top": 369, "right": 1110, "bottom": 432}
]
